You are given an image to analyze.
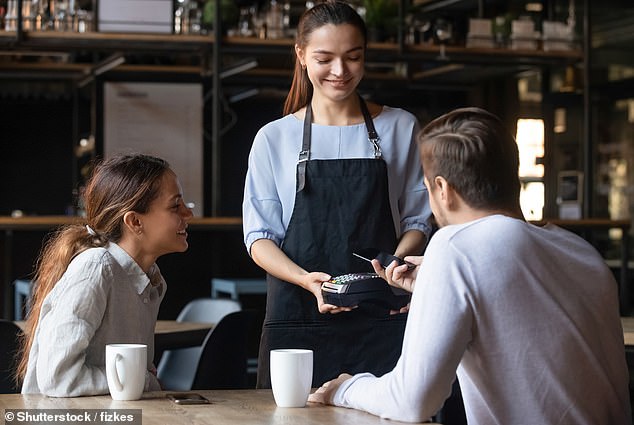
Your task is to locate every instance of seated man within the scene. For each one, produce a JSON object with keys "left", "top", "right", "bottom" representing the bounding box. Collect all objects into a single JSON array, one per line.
[{"left": 309, "top": 107, "right": 632, "bottom": 424}]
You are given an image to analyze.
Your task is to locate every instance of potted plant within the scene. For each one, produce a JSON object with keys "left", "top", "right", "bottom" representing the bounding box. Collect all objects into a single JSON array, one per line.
[
  {"left": 202, "top": 0, "right": 239, "bottom": 34},
  {"left": 362, "top": 0, "right": 398, "bottom": 42}
]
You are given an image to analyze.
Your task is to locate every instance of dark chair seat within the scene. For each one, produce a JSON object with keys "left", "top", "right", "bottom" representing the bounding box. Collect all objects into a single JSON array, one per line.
[
  {"left": 0, "top": 319, "right": 23, "bottom": 393},
  {"left": 191, "top": 310, "right": 256, "bottom": 390},
  {"left": 157, "top": 298, "right": 242, "bottom": 391}
]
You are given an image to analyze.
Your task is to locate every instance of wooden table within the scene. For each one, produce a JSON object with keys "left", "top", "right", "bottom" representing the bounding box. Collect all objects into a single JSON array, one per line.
[
  {"left": 14, "top": 320, "right": 213, "bottom": 364},
  {"left": 153, "top": 320, "right": 212, "bottom": 351},
  {"left": 0, "top": 390, "right": 438, "bottom": 425},
  {"left": 622, "top": 317, "right": 634, "bottom": 346},
  {"left": 152, "top": 320, "right": 213, "bottom": 365},
  {"left": 14, "top": 320, "right": 212, "bottom": 345}
]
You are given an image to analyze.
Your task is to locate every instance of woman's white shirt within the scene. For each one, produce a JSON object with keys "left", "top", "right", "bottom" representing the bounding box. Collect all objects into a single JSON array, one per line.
[{"left": 22, "top": 242, "right": 165, "bottom": 397}]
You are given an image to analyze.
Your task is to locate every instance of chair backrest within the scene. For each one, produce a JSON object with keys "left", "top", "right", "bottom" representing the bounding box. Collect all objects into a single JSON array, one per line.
[
  {"left": 157, "top": 298, "right": 242, "bottom": 391},
  {"left": 177, "top": 298, "right": 242, "bottom": 324},
  {"left": 0, "top": 320, "right": 22, "bottom": 393},
  {"left": 13, "top": 279, "right": 33, "bottom": 321},
  {"left": 191, "top": 310, "right": 255, "bottom": 390}
]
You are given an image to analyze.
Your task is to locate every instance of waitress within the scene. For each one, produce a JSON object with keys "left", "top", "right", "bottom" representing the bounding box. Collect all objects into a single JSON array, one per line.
[{"left": 242, "top": 0, "right": 432, "bottom": 388}]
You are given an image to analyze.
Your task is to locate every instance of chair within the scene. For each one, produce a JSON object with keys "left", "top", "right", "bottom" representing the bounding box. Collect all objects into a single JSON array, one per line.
[
  {"left": 210, "top": 278, "right": 267, "bottom": 300},
  {"left": 13, "top": 279, "right": 32, "bottom": 320},
  {"left": 157, "top": 298, "right": 241, "bottom": 390},
  {"left": 0, "top": 320, "right": 22, "bottom": 393},
  {"left": 191, "top": 310, "right": 255, "bottom": 390}
]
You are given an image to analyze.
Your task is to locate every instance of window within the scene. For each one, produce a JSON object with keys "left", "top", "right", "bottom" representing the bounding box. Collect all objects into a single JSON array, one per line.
[{"left": 516, "top": 118, "right": 544, "bottom": 220}]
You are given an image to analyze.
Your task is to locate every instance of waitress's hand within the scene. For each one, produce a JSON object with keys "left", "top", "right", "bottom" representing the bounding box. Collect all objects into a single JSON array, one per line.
[
  {"left": 302, "top": 272, "right": 355, "bottom": 314},
  {"left": 371, "top": 256, "right": 422, "bottom": 293}
]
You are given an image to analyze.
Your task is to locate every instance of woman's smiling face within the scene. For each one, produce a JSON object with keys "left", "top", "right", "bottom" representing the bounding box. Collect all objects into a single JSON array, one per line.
[
  {"left": 136, "top": 170, "right": 193, "bottom": 259},
  {"left": 296, "top": 23, "right": 365, "bottom": 103}
]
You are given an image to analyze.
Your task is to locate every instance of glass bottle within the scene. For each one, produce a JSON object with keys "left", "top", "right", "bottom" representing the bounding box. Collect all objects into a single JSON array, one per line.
[
  {"left": 282, "top": 0, "right": 290, "bottom": 35},
  {"left": 34, "top": 0, "right": 49, "bottom": 31},
  {"left": 21, "top": 0, "right": 36, "bottom": 31},
  {"left": 265, "top": 0, "right": 283, "bottom": 39},
  {"left": 188, "top": 2, "right": 202, "bottom": 34},
  {"left": 53, "top": 0, "right": 70, "bottom": 31},
  {"left": 174, "top": 0, "right": 188, "bottom": 34},
  {"left": 5, "top": 0, "right": 17, "bottom": 31},
  {"left": 237, "top": 6, "right": 253, "bottom": 37}
]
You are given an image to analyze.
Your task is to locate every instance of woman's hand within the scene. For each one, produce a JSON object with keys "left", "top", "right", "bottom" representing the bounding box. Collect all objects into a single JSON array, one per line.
[
  {"left": 250, "top": 240, "right": 355, "bottom": 314},
  {"left": 302, "top": 272, "right": 356, "bottom": 314},
  {"left": 371, "top": 256, "right": 422, "bottom": 293}
]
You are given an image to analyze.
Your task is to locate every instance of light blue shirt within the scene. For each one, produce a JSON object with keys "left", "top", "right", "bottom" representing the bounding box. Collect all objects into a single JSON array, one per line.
[
  {"left": 22, "top": 242, "right": 165, "bottom": 397},
  {"left": 243, "top": 106, "right": 432, "bottom": 254}
]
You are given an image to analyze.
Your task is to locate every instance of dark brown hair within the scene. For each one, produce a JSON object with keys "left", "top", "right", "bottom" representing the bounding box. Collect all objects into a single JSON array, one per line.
[
  {"left": 16, "top": 153, "right": 170, "bottom": 383},
  {"left": 283, "top": 0, "right": 367, "bottom": 115},
  {"left": 418, "top": 107, "right": 521, "bottom": 211}
]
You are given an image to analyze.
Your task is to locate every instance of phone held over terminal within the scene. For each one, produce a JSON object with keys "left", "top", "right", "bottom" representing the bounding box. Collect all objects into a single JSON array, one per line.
[
  {"left": 167, "top": 393, "right": 210, "bottom": 405},
  {"left": 353, "top": 248, "right": 415, "bottom": 270}
]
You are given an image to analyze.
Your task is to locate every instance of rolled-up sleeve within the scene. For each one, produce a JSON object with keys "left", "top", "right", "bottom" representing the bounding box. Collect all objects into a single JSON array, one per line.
[
  {"left": 399, "top": 129, "right": 431, "bottom": 236},
  {"left": 392, "top": 118, "right": 432, "bottom": 238},
  {"left": 243, "top": 128, "right": 287, "bottom": 254}
]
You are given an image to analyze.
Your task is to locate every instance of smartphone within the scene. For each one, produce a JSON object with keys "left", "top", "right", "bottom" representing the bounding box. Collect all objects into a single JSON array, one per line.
[
  {"left": 167, "top": 393, "right": 210, "bottom": 405},
  {"left": 353, "top": 248, "right": 415, "bottom": 270}
]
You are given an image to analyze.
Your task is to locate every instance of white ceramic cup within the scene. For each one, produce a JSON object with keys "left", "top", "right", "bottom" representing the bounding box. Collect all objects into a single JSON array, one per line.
[
  {"left": 105, "top": 343, "right": 147, "bottom": 401},
  {"left": 270, "top": 349, "right": 313, "bottom": 407}
]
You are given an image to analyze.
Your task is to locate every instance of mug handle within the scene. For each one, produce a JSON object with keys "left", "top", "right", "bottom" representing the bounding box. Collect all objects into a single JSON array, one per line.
[{"left": 107, "top": 353, "right": 124, "bottom": 392}]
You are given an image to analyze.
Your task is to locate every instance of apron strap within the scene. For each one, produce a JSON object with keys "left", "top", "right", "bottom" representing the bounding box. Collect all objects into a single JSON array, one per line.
[
  {"left": 297, "top": 94, "right": 381, "bottom": 192},
  {"left": 358, "top": 93, "right": 382, "bottom": 159},
  {"left": 296, "top": 102, "right": 313, "bottom": 192}
]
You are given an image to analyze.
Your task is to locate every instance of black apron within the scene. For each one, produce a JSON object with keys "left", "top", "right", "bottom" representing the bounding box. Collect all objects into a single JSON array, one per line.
[{"left": 256, "top": 95, "right": 407, "bottom": 388}]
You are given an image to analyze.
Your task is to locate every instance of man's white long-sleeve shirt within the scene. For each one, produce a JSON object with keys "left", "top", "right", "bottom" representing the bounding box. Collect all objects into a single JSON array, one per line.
[{"left": 333, "top": 215, "right": 631, "bottom": 424}]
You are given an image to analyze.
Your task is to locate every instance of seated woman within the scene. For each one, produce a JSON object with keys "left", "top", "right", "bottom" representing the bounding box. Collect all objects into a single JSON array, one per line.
[{"left": 17, "top": 153, "right": 193, "bottom": 397}]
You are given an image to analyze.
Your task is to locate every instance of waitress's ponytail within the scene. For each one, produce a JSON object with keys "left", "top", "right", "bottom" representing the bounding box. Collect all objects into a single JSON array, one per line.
[{"left": 284, "top": 57, "right": 312, "bottom": 115}]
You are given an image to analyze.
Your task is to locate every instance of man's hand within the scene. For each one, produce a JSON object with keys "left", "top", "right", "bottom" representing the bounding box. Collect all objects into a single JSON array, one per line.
[
  {"left": 371, "top": 256, "right": 422, "bottom": 293},
  {"left": 308, "top": 373, "right": 353, "bottom": 405}
]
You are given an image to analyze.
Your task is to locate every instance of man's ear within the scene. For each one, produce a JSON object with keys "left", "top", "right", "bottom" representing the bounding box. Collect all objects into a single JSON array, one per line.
[
  {"left": 122, "top": 211, "right": 143, "bottom": 236},
  {"left": 434, "top": 176, "right": 448, "bottom": 200},
  {"left": 435, "top": 176, "right": 458, "bottom": 209}
]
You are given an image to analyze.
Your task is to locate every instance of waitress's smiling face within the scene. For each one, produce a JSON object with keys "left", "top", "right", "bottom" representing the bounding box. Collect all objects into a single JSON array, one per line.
[{"left": 296, "top": 23, "right": 365, "bottom": 103}]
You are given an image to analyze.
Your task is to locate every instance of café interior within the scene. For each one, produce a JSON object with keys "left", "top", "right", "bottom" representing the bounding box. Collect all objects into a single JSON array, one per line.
[{"left": 0, "top": 0, "right": 633, "bottom": 422}]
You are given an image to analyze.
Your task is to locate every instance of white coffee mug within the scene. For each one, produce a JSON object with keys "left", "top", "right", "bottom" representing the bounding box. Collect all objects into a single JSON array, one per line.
[
  {"left": 270, "top": 349, "right": 313, "bottom": 407},
  {"left": 105, "top": 343, "right": 147, "bottom": 401}
]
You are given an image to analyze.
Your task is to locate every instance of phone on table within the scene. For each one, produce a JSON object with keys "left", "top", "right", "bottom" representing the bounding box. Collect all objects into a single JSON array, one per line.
[
  {"left": 167, "top": 393, "right": 210, "bottom": 405},
  {"left": 353, "top": 248, "right": 415, "bottom": 270}
]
